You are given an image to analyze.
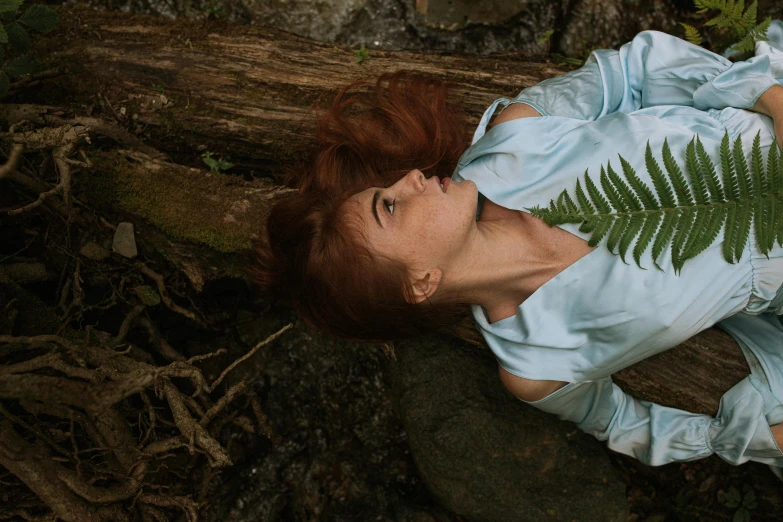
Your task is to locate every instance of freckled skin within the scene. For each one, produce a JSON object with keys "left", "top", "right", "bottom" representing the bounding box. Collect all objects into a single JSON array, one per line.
[{"left": 346, "top": 169, "right": 479, "bottom": 278}]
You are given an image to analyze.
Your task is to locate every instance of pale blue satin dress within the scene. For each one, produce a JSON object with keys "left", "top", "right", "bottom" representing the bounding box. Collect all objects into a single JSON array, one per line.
[{"left": 452, "top": 24, "right": 783, "bottom": 471}]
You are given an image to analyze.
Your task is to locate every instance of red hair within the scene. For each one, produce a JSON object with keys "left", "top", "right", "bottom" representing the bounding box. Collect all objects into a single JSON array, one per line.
[{"left": 253, "top": 71, "right": 473, "bottom": 341}]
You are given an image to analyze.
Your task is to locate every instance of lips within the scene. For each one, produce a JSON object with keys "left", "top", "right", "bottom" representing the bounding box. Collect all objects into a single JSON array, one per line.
[{"left": 442, "top": 177, "right": 451, "bottom": 192}]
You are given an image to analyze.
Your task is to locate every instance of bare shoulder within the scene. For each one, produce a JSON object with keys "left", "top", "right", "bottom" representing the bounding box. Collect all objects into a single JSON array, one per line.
[
  {"left": 488, "top": 102, "right": 541, "bottom": 129},
  {"left": 497, "top": 365, "right": 568, "bottom": 402}
]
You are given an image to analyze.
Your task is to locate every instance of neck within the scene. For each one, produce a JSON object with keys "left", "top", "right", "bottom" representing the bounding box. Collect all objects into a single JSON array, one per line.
[{"left": 442, "top": 213, "right": 563, "bottom": 314}]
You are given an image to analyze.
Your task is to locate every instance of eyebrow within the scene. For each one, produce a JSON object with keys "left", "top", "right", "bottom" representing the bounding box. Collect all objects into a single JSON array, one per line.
[{"left": 371, "top": 190, "right": 383, "bottom": 228}]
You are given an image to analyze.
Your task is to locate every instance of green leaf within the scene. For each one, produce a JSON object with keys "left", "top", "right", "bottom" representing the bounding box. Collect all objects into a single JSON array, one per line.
[
  {"left": 588, "top": 216, "right": 613, "bottom": 247},
  {"left": 742, "top": 485, "right": 757, "bottom": 509},
  {"left": 354, "top": 44, "right": 371, "bottom": 64},
  {"left": 607, "top": 160, "right": 642, "bottom": 211},
  {"left": 686, "top": 138, "right": 709, "bottom": 205},
  {"left": 646, "top": 142, "right": 676, "bottom": 208},
  {"left": 134, "top": 285, "right": 161, "bottom": 306},
  {"left": 721, "top": 132, "right": 739, "bottom": 200},
  {"left": 741, "top": 0, "right": 757, "bottom": 31},
  {"left": 633, "top": 213, "right": 661, "bottom": 269},
  {"left": 723, "top": 203, "right": 738, "bottom": 263},
  {"left": 537, "top": 29, "right": 554, "bottom": 45},
  {"left": 618, "top": 214, "right": 645, "bottom": 264},
  {"left": 201, "top": 151, "right": 234, "bottom": 173},
  {"left": 651, "top": 212, "right": 676, "bottom": 269},
  {"left": 600, "top": 165, "right": 628, "bottom": 212},
  {"left": 733, "top": 134, "right": 750, "bottom": 199},
  {"left": 0, "top": 0, "right": 22, "bottom": 15},
  {"left": 620, "top": 155, "right": 659, "bottom": 210},
  {"left": 0, "top": 23, "right": 7, "bottom": 44},
  {"left": 671, "top": 209, "right": 694, "bottom": 273},
  {"left": 663, "top": 139, "right": 694, "bottom": 206},
  {"left": 696, "top": 136, "right": 724, "bottom": 203},
  {"left": 769, "top": 143, "right": 780, "bottom": 197},
  {"left": 575, "top": 177, "right": 595, "bottom": 215},
  {"left": 3, "top": 54, "right": 36, "bottom": 80},
  {"left": 680, "top": 23, "right": 703, "bottom": 46},
  {"left": 733, "top": 199, "right": 752, "bottom": 262},
  {"left": 733, "top": 506, "right": 751, "bottom": 522},
  {"left": 584, "top": 171, "right": 611, "bottom": 214},
  {"left": 18, "top": 5, "right": 58, "bottom": 33},
  {"left": 750, "top": 132, "right": 767, "bottom": 256},
  {"left": 5, "top": 22, "right": 29, "bottom": 53},
  {"left": 724, "top": 486, "right": 742, "bottom": 509}
]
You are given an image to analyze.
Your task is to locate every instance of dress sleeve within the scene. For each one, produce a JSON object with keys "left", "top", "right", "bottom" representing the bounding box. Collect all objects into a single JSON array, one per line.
[
  {"left": 510, "top": 30, "right": 779, "bottom": 120},
  {"left": 517, "top": 368, "right": 783, "bottom": 467}
]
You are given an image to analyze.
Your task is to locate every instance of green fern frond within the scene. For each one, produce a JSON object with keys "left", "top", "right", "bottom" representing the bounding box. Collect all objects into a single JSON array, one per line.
[
  {"left": 527, "top": 131, "right": 783, "bottom": 274},
  {"left": 680, "top": 23, "right": 703, "bottom": 45},
  {"left": 733, "top": 15, "right": 771, "bottom": 53},
  {"left": 685, "top": 0, "right": 769, "bottom": 54}
]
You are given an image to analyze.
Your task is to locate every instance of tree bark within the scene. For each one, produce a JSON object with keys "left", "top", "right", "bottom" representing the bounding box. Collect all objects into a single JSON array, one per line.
[{"left": 20, "top": 5, "right": 756, "bottom": 416}]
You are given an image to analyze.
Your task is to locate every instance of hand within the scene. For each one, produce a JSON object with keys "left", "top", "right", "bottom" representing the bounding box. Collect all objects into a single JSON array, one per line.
[
  {"left": 771, "top": 422, "right": 783, "bottom": 450},
  {"left": 751, "top": 84, "right": 783, "bottom": 149}
]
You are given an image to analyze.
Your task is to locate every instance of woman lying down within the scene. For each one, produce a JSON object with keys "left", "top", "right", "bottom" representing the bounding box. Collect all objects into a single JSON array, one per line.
[{"left": 256, "top": 22, "right": 783, "bottom": 477}]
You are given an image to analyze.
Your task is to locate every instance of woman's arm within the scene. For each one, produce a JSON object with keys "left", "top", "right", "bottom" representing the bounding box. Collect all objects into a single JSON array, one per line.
[
  {"left": 751, "top": 84, "right": 783, "bottom": 148},
  {"left": 498, "top": 311, "right": 783, "bottom": 467},
  {"left": 772, "top": 424, "right": 783, "bottom": 448},
  {"left": 500, "top": 365, "right": 783, "bottom": 466},
  {"left": 508, "top": 30, "right": 780, "bottom": 121}
]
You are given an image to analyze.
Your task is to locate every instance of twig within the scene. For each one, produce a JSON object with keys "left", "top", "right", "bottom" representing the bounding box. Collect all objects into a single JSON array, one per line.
[
  {"left": 186, "top": 349, "right": 228, "bottom": 365},
  {"left": 138, "top": 316, "right": 185, "bottom": 362},
  {"left": 138, "top": 494, "right": 199, "bottom": 522},
  {"left": 208, "top": 323, "right": 292, "bottom": 393},
  {"left": 112, "top": 303, "right": 146, "bottom": 347},
  {"left": 199, "top": 382, "right": 246, "bottom": 426},
  {"left": 5, "top": 69, "right": 63, "bottom": 97},
  {"left": 161, "top": 379, "right": 232, "bottom": 467},
  {"left": 69, "top": 411, "right": 81, "bottom": 478},
  {"left": 249, "top": 395, "right": 280, "bottom": 445},
  {"left": 0, "top": 334, "right": 85, "bottom": 366},
  {"left": 0, "top": 403, "right": 70, "bottom": 460},
  {"left": 0, "top": 143, "right": 23, "bottom": 180},
  {"left": 136, "top": 262, "right": 206, "bottom": 327},
  {"left": 139, "top": 392, "right": 156, "bottom": 447}
]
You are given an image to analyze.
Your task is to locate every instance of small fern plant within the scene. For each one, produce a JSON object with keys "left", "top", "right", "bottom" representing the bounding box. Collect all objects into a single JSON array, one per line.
[
  {"left": 527, "top": 131, "right": 783, "bottom": 274},
  {"left": 680, "top": 0, "right": 771, "bottom": 54}
]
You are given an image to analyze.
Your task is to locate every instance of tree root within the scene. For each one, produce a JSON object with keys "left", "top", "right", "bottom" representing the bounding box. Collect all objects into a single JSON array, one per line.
[
  {"left": 0, "top": 143, "right": 23, "bottom": 180},
  {"left": 208, "top": 323, "right": 292, "bottom": 392},
  {"left": 0, "top": 255, "right": 293, "bottom": 520},
  {"left": 136, "top": 262, "right": 207, "bottom": 327},
  {"left": 2, "top": 124, "right": 89, "bottom": 216}
]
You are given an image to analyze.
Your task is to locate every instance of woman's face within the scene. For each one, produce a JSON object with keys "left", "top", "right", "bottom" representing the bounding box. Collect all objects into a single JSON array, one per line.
[{"left": 344, "top": 169, "right": 479, "bottom": 289}]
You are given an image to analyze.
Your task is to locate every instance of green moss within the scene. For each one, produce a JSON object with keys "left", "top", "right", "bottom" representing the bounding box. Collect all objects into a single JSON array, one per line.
[{"left": 86, "top": 151, "right": 265, "bottom": 253}]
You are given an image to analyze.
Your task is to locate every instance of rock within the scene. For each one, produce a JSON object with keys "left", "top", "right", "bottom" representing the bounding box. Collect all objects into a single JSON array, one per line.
[
  {"left": 558, "top": 0, "right": 678, "bottom": 57},
  {"left": 386, "top": 334, "right": 628, "bottom": 522},
  {"left": 417, "top": 0, "right": 534, "bottom": 31},
  {"left": 112, "top": 222, "right": 138, "bottom": 258},
  {"left": 79, "top": 241, "right": 111, "bottom": 261}
]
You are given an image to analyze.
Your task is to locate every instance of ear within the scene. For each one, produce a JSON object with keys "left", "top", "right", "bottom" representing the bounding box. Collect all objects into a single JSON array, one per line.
[{"left": 410, "top": 268, "right": 443, "bottom": 304}]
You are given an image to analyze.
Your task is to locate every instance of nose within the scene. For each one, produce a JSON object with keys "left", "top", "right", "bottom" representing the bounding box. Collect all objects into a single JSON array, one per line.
[{"left": 404, "top": 169, "right": 427, "bottom": 192}]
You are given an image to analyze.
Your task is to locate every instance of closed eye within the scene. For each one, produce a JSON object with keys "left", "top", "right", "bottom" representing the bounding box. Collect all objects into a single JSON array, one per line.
[{"left": 384, "top": 198, "right": 395, "bottom": 215}]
